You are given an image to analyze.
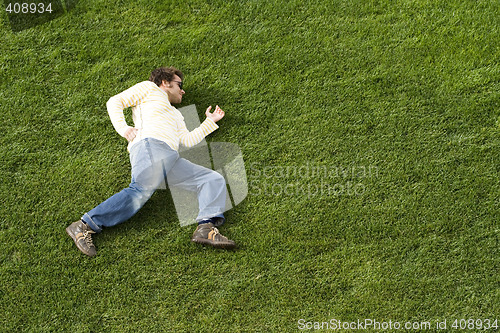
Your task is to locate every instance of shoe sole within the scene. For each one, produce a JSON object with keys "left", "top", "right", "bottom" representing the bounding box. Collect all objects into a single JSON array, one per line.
[
  {"left": 191, "top": 237, "right": 236, "bottom": 249},
  {"left": 66, "top": 226, "right": 96, "bottom": 257}
]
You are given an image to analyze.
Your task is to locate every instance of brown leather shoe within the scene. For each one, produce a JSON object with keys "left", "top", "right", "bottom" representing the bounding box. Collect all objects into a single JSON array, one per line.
[
  {"left": 191, "top": 223, "right": 236, "bottom": 249},
  {"left": 66, "top": 220, "right": 97, "bottom": 256}
]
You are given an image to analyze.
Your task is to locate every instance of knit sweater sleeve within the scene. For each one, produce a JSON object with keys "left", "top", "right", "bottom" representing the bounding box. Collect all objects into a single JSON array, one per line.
[
  {"left": 106, "top": 81, "right": 151, "bottom": 137},
  {"left": 178, "top": 117, "right": 219, "bottom": 148}
]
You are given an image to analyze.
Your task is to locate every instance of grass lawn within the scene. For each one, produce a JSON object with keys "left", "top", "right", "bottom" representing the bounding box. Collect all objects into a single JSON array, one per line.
[{"left": 0, "top": 0, "right": 499, "bottom": 331}]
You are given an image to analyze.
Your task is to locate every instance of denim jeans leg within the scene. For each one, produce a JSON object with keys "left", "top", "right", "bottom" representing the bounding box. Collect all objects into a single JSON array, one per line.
[
  {"left": 166, "top": 157, "right": 227, "bottom": 222},
  {"left": 82, "top": 139, "right": 178, "bottom": 232}
]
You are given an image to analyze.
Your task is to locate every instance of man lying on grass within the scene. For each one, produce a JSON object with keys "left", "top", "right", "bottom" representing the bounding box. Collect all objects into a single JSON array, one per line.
[{"left": 66, "top": 66, "right": 235, "bottom": 256}]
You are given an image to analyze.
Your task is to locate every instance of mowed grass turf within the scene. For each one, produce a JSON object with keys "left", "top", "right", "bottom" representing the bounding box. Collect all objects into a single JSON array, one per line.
[{"left": 0, "top": 0, "right": 499, "bottom": 331}]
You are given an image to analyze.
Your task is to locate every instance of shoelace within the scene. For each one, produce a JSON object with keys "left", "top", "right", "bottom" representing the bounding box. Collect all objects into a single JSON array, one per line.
[
  {"left": 83, "top": 230, "right": 96, "bottom": 247},
  {"left": 209, "top": 227, "right": 222, "bottom": 240}
]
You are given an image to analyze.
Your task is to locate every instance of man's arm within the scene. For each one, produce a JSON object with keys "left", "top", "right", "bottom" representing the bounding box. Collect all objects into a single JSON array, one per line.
[
  {"left": 178, "top": 105, "right": 225, "bottom": 147},
  {"left": 106, "top": 81, "right": 151, "bottom": 141},
  {"left": 205, "top": 105, "right": 225, "bottom": 122}
]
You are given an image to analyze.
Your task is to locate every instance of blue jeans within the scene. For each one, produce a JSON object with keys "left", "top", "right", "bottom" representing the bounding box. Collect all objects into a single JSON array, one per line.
[{"left": 82, "top": 138, "right": 226, "bottom": 232}]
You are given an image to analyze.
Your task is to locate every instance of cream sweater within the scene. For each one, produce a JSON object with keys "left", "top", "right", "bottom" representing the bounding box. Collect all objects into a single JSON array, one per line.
[{"left": 106, "top": 81, "right": 218, "bottom": 151}]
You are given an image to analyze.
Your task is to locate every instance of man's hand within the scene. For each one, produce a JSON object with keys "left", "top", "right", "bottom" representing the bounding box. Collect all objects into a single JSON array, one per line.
[
  {"left": 205, "top": 105, "right": 225, "bottom": 123},
  {"left": 124, "top": 127, "right": 138, "bottom": 142}
]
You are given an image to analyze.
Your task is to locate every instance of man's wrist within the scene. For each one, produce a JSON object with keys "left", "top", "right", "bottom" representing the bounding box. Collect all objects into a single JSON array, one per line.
[
  {"left": 202, "top": 117, "right": 219, "bottom": 131},
  {"left": 119, "top": 126, "right": 133, "bottom": 137}
]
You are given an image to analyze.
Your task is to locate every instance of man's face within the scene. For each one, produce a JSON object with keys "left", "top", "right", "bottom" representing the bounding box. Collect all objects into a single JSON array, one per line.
[{"left": 161, "top": 74, "right": 185, "bottom": 104}]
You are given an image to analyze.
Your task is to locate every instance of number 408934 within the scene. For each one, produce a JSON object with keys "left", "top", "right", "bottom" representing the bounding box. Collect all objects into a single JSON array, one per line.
[{"left": 5, "top": 3, "right": 53, "bottom": 14}]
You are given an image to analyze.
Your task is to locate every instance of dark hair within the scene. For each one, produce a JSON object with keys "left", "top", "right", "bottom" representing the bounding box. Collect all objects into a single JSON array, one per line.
[{"left": 149, "top": 66, "right": 184, "bottom": 87}]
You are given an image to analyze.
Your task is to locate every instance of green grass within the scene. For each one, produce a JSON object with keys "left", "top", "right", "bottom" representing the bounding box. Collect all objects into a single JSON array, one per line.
[{"left": 1, "top": 0, "right": 499, "bottom": 331}]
